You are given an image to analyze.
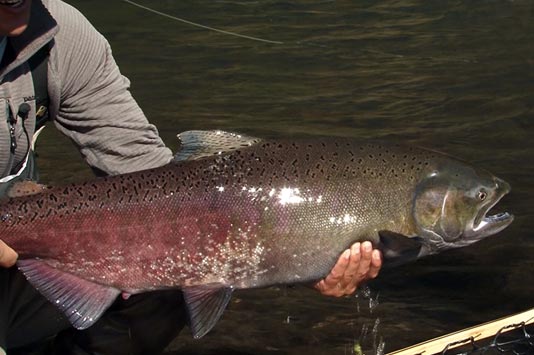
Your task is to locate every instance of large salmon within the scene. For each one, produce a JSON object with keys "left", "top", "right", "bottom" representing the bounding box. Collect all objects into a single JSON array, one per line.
[{"left": 0, "top": 130, "right": 513, "bottom": 338}]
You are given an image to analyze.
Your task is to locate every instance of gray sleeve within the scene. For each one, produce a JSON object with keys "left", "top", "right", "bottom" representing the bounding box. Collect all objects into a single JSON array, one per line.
[{"left": 47, "top": 1, "right": 173, "bottom": 175}]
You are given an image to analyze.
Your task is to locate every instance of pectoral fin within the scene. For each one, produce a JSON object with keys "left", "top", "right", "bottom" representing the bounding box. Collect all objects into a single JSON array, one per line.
[
  {"left": 182, "top": 285, "right": 233, "bottom": 339},
  {"left": 378, "top": 230, "right": 424, "bottom": 267},
  {"left": 17, "top": 259, "right": 120, "bottom": 329}
]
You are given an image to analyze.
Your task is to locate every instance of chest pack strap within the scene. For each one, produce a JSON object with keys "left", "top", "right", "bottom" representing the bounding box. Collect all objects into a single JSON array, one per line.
[{"left": 28, "top": 43, "right": 50, "bottom": 130}]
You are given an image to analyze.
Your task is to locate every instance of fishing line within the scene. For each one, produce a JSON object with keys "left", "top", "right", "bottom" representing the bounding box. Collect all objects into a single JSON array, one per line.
[
  {"left": 121, "top": 0, "right": 464, "bottom": 64},
  {"left": 120, "top": 0, "right": 413, "bottom": 60},
  {"left": 122, "top": 0, "right": 284, "bottom": 45}
]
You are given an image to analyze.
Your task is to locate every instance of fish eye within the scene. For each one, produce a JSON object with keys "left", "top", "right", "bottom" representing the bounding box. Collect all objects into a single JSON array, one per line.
[{"left": 477, "top": 190, "right": 487, "bottom": 201}]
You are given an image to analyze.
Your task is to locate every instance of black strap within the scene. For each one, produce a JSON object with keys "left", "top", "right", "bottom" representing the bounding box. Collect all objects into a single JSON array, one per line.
[{"left": 28, "top": 43, "right": 50, "bottom": 130}]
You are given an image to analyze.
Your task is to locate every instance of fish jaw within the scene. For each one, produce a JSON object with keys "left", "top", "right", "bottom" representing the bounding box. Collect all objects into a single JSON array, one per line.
[{"left": 466, "top": 178, "right": 513, "bottom": 240}]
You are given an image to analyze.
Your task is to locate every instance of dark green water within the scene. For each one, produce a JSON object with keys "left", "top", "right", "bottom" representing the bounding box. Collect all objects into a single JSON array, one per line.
[{"left": 39, "top": 1, "right": 534, "bottom": 353}]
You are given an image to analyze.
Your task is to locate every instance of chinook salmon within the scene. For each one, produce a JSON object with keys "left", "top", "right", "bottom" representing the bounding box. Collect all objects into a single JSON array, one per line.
[{"left": 0, "top": 130, "right": 513, "bottom": 338}]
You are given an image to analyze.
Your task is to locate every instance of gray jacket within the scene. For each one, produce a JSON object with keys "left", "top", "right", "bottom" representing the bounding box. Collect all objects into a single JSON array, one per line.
[{"left": 0, "top": 0, "right": 173, "bottom": 178}]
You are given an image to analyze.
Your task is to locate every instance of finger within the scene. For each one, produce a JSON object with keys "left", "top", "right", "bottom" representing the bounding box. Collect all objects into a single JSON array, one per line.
[
  {"left": 313, "top": 249, "right": 351, "bottom": 297},
  {"left": 341, "top": 243, "right": 361, "bottom": 285},
  {"left": 355, "top": 241, "right": 373, "bottom": 280},
  {"left": 313, "top": 279, "right": 339, "bottom": 297},
  {"left": 323, "top": 249, "right": 350, "bottom": 288},
  {"left": 341, "top": 242, "right": 373, "bottom": 294},
  {"left": 0, "top": 240, "right": 18, "bottom": 268},
  {"left": 367, "top": 249, "right": 382, "bottom": 280},
  {"left": 313, "top": 279, "right": 346, "bottom": 297}
]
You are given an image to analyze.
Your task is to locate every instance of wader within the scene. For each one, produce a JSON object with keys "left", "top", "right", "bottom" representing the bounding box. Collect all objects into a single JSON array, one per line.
[{"left": 0, "top": 45, "right": 186, "bottom": 355}]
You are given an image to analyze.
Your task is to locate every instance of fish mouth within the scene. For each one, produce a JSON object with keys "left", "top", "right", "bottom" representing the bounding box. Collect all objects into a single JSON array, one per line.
[
  {"left": 472, "top": 211, "right": 513, "bottom": 234},
  {"left": 471, "top": 180, "right": 513, "bottom": 237}
]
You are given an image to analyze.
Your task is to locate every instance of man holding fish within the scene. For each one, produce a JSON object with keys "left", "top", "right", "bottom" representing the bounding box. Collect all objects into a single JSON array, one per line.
[{"left": 0, "top": 0, "right": 382, "bottom": 354}]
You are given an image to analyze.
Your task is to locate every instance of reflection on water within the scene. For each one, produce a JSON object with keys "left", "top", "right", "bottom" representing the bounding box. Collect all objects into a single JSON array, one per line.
[
  {"left": 44, "top": 1, "right": 534, "bottom": 353},
  {"left": 353, "top": 286, "right": 384, "bottom": 355}
]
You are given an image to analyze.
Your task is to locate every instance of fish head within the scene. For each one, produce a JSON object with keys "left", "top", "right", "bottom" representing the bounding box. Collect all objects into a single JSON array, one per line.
[{"left": 412, "top": 160, "right": 513, "bottom": 257}]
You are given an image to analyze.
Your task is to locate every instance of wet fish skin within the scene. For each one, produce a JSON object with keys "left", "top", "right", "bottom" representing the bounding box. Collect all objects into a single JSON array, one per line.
[{"left": 0, "top": 130, "right": 513, "bottom": 338}]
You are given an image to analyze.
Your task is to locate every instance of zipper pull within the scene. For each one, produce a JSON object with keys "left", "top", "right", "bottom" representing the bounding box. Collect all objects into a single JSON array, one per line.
[{"left": 7, "top": 105, "right": 17, "bottom": 153}]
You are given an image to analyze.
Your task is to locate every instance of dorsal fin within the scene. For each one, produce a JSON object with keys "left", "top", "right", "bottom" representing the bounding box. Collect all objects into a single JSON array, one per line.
[{"left": 174, "top": 130, "right": 261, "bottom": 161}]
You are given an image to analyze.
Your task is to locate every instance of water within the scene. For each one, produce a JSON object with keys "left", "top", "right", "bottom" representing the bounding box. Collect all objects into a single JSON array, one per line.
[{"left": 41, "top": 1, "right": 534, "bottom": 353}]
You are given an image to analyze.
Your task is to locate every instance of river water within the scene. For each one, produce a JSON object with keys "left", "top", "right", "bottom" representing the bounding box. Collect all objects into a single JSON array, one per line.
[{"left": 39, "top": 1, "right": 534, "bottom": 353}]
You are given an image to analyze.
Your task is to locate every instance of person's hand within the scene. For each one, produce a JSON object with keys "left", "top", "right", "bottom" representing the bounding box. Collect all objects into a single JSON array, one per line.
[
  {"left": 0, "top": 239, "right": 18, "bottom": 267},
  {"left": 313, "top": 241, "right": 382, "bottom": 297}
]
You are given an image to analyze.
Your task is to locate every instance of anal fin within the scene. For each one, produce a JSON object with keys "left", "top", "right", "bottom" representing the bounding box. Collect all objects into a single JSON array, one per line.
[
  {"left": 182, "top": 285, "right": 233, "bottom": 339},
  {"left": 17, "top": 259, "right": 120, "bottom": 330}
]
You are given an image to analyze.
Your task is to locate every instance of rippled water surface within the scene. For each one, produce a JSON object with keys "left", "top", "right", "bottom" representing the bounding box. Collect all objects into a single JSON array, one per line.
[{"left": 42, "top": 1, "right": 534, "bottom": 353}]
